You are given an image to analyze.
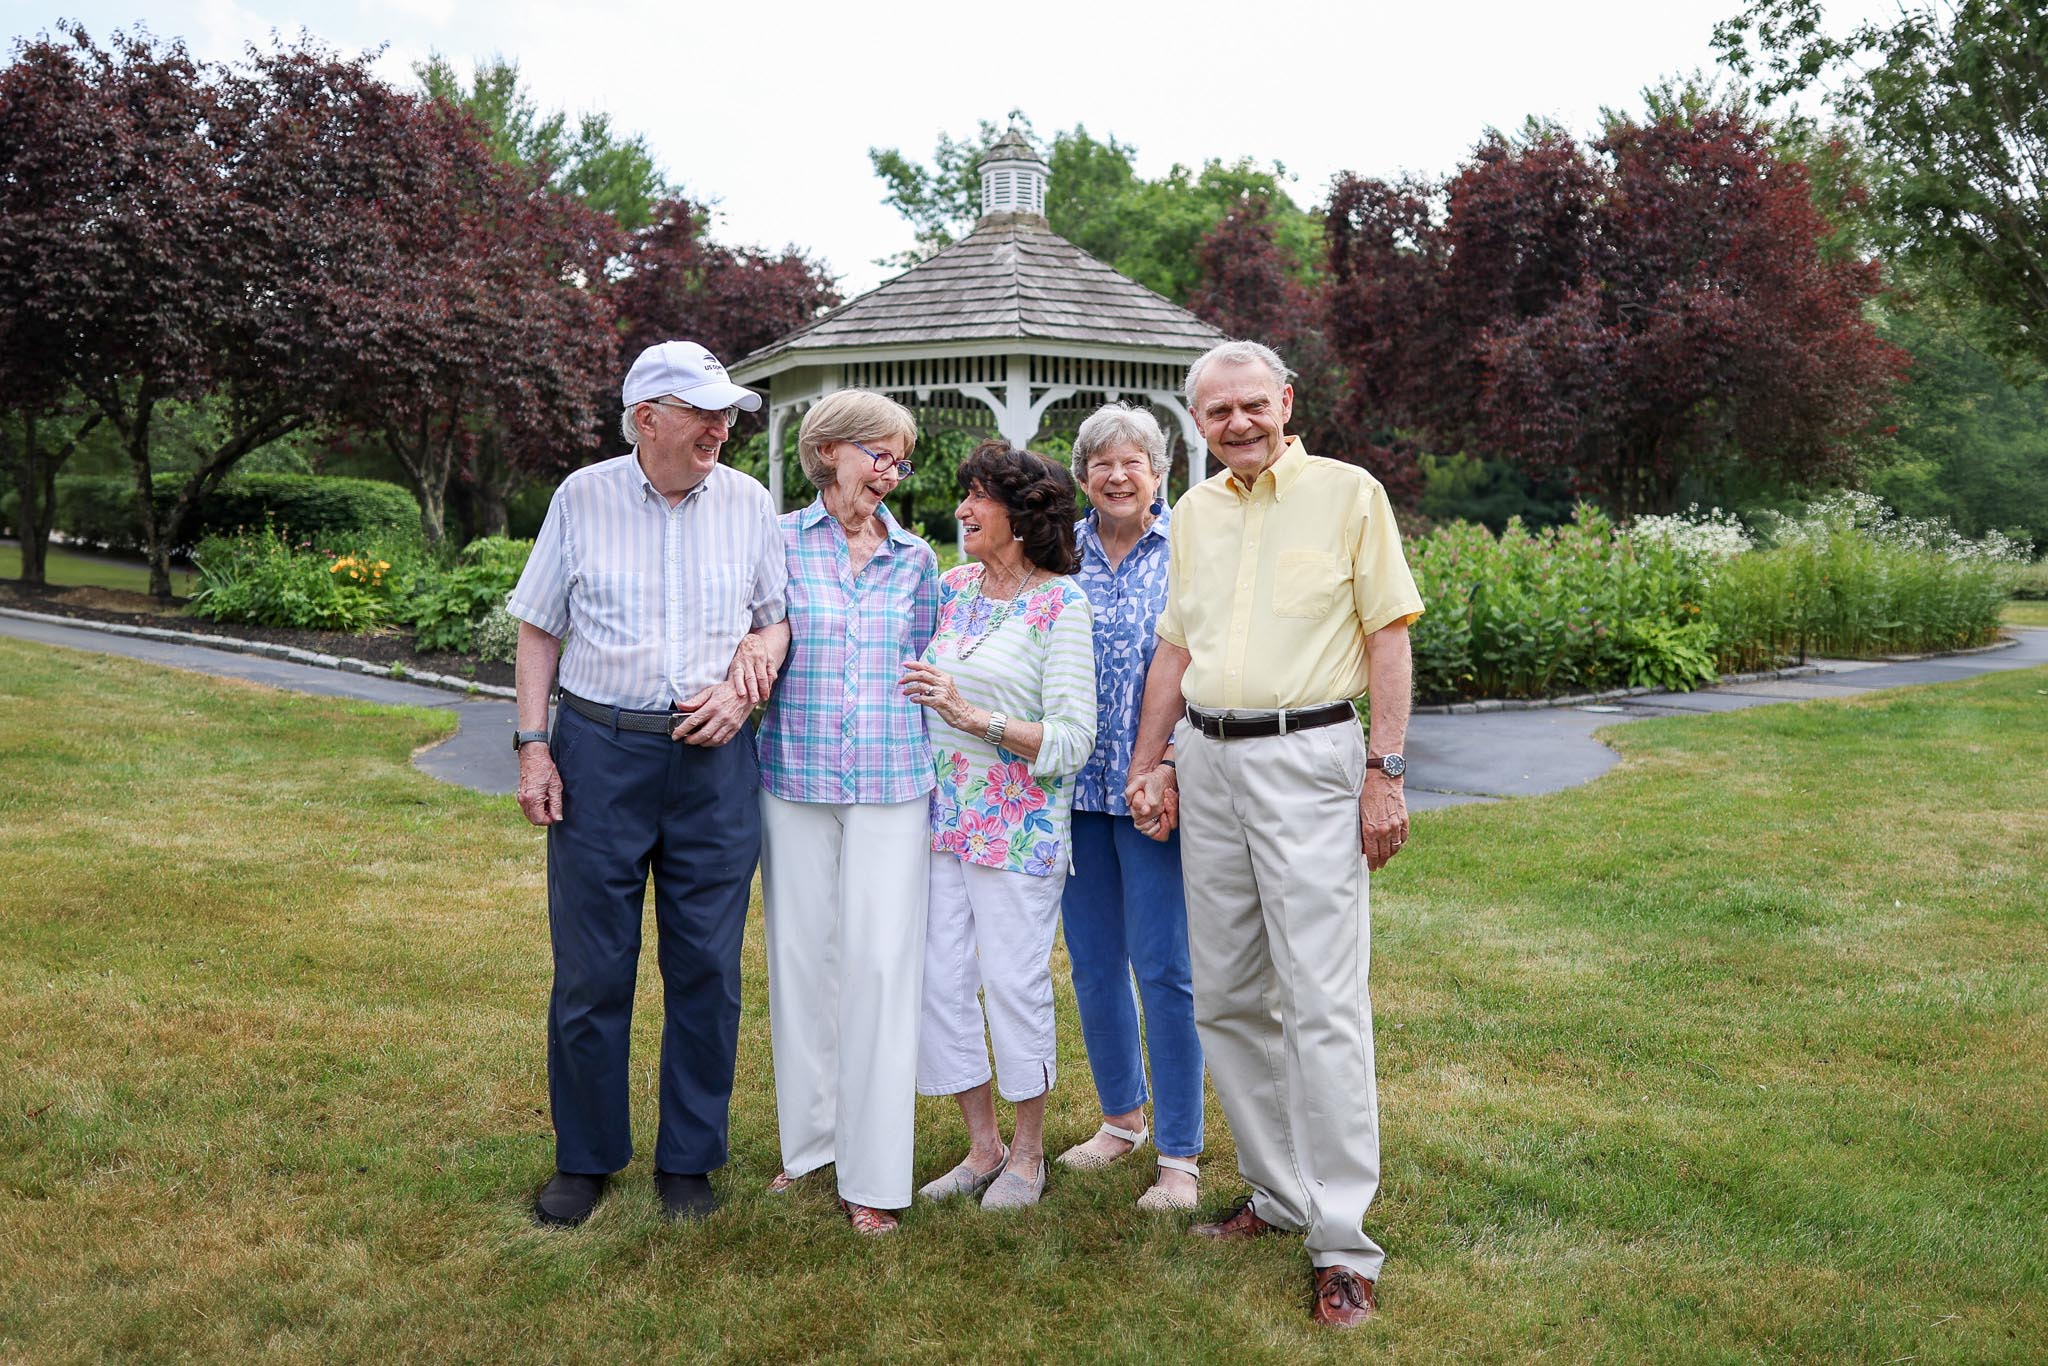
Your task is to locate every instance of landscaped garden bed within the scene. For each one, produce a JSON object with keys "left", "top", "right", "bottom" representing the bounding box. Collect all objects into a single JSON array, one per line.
[{"left": 0, "top": 579, "right": 515, "bottom": 689}]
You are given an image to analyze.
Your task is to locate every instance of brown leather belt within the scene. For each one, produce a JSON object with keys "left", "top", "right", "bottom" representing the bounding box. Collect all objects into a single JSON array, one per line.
[{"left": 1184, "top": 701, "right": 1356, "bottom": 740}]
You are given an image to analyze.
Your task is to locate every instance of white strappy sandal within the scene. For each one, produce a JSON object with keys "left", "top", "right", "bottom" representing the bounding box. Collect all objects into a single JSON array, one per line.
[
  {"left": 1054, "top": 1120, "right": 1148, "bottom": 1171},
  {"left": 1136, "top": 1155, "right": 1200, "bottom": 1212}
]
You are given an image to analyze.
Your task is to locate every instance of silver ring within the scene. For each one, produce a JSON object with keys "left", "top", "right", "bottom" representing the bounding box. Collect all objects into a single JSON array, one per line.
[{"left": 924, "top": 686, "right": 937, "bottom": 699}]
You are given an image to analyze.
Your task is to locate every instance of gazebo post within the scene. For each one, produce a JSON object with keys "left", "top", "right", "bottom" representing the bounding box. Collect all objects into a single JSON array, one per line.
[{"left": 765, "top": 404, "right": 788, "bottom": 513}]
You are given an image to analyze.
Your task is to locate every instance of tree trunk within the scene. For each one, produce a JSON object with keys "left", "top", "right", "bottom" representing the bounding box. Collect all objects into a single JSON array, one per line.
[
  {"left": 111, "top": 384, "right": 170, "bottom": 600},
  {"left": 385, "top": 400, "right": 462, "bottom": 548},
  {"left": 474, "top": 426, "right": 513, "bottom": 539},
  {"left": 154, "top": 403, "right": 303, "bottom": 599},
  {"left": 9, "top": 410, "right": 100, "bottom": 586}
]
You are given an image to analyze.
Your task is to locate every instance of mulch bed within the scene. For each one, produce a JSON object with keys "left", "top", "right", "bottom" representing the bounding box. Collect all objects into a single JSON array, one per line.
[{"left": 0, "top": 581, "right": 515, "bottom": 689}]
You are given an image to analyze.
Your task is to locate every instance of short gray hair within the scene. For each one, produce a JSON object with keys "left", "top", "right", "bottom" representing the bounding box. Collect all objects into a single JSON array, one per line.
[
  {"left": 1071, "top": 404, "right": 1169, "bottom": 481},
  {"left": 621, "top": 402, "right": 649, "bottom": 447},
  {"left": 1184, "top": 339, "right": 1294, "bottom": 408},
  {"left": 796, "top": 389, "right": 918, "bottom": 488}
]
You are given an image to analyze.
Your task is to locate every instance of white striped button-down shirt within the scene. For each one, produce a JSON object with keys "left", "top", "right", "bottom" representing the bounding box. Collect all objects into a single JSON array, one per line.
[{"left": 508, "top": 454, "right": 788, "bottom": 710}]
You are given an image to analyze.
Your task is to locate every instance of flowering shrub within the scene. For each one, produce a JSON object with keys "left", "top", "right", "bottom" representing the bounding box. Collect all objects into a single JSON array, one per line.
[
  {"left": 1629, "top": 504, "right": 1754, "bottom": 560},
  {"left": 189, "top": 524, "right": 398, "bottom": 632},
  {"left": 1405, "top": 498, "right": 2019, "bottom": 702},
  {"left": 1705, "top": 495, "right": 2022, "bottom": 668}
]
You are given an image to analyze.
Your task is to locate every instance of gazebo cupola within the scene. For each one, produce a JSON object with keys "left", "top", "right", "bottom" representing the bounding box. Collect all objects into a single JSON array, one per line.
[
  {"left": 731, "top": 117, "right": 1226, "bottom": 512},
  {"left": 978, "top": 124, "right": 1048, "bottom": 220}
]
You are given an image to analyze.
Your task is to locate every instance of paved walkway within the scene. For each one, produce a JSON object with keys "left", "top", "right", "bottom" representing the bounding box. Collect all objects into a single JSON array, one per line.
[{"left": 4, "top": 610, "right": 2042, "bottom": 804}]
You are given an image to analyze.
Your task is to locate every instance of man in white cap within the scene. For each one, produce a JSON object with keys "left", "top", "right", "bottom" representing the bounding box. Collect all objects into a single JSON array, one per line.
[{"left": 507, "top": 340, "right": 791, "bottom": 1227}]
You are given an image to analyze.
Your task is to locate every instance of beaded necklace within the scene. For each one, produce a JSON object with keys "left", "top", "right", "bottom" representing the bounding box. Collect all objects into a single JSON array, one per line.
[{"left": 955, "top": 564, "right": 1040, "bottom": 663}]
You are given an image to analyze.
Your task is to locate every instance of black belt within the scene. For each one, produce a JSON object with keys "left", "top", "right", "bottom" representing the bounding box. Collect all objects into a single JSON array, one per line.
[
  {"left": 1185, "top": 701, "right": 1356, "bottom": 740},
  {"left": 558, "top": 688, "right": 676, "bottom": 734}
]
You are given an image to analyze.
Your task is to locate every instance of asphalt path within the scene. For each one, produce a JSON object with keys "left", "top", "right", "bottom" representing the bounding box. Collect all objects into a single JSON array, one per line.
[{"left": 4, "top": 609, "right": 2042, "bottom": 806}]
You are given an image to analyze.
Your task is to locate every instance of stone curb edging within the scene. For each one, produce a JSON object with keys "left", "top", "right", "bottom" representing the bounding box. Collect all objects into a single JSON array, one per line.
[
  {"left": 7, "top": 605, "right": 2020, "bottom": 715},
  {"left": 0, "top": 606, "right": 517, "bottom": 700},
  {"left": 1411, "top": 634, "right": 2021, "bottom": 716}
]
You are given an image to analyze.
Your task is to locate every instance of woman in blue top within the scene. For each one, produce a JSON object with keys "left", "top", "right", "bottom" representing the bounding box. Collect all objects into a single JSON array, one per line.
[{"left": 1055, "top": 404, "right": 1204, "bottom": 1211}]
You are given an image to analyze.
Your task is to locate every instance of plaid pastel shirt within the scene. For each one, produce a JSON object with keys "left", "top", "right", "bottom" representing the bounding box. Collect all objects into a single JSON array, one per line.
[{"left": 756, "top": 499, "right": 940, "bottom": 805}]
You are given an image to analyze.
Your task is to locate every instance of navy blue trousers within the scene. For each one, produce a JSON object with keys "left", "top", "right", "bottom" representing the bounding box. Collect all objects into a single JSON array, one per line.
[{"left": 545, "top": 703, "right": 760, "bottom": 1176}]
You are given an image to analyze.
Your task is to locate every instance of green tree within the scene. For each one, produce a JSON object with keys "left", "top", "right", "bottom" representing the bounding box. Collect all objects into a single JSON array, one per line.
[
  {"left": 869, "top": 118, "right": 1321, "bottom": 302},
  {"left": 1864, "top": 292, "right": 2048, "bottom": 550},
  {"left": 1715, "top": 1, "right": 2048, "bottom": 379},
  {"left": 416, "top": 54, "right": 667, "bottom": 231}
]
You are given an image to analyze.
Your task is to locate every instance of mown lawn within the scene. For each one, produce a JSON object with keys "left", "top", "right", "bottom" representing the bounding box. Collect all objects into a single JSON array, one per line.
[
  {"left": 0, "top": 542, "right": 196, "bottom": 596},
  {"left": 2004, "top": 599, "right": 2048, "bottom": 627},
  {"left": 1, "top": 639, "right": 2042, "bottom": 1363}
]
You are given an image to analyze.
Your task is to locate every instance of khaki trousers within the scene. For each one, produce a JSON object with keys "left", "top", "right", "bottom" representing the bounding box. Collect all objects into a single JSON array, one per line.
[{"left": 1175, "top": 715, "right": 1385, "bottom": 1276}]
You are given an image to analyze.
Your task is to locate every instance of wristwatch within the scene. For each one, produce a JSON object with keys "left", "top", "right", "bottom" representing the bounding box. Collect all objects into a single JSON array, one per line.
[
  {"left": 1367, "top": 752, "right": 1406, "bottom": 778},
  {"left": 514, "top": 729, "right": 550, "bottom": 752}
]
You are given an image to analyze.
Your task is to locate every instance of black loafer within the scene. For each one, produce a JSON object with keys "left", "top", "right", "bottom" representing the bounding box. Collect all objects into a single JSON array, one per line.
[
  {"left": 533, "top": 1171, "right": 607, "bottom": 1227},
  {"left": 654, "top": 1171, "right": 718, "bottom": 1223}
]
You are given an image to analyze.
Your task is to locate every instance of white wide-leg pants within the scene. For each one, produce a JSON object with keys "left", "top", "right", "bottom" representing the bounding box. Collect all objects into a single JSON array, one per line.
[
  {"left": 1175, "top": 716, "right": 1386, "bottom": 1277},
  {"left": 759, "top": 791, "right": 930, "bottom": 1209},
  {"left": 916, "top": 851, "right": 1064, "bottom": 1102}
]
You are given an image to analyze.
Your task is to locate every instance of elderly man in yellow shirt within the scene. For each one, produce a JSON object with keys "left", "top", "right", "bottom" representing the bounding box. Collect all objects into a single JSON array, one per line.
[{"left": 1127, "top": 339, "right": 1423, "bottom": 1329}]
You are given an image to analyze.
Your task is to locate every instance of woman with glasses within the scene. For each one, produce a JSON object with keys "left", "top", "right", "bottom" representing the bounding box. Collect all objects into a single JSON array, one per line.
[
  {"left": 755, "top": 389, "right": 938, "bottom": 1236},
  {"left": 1054, "top": 404, "right": 1203, "bottom": 1211},
  {"left": 899, "top": 440, "right": 1096, "bottom": 1211}
]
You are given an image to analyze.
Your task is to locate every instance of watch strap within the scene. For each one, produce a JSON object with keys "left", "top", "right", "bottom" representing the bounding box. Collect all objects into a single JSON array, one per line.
[{"left": 514, "top": 729, "right": 550, "bottom": 752}]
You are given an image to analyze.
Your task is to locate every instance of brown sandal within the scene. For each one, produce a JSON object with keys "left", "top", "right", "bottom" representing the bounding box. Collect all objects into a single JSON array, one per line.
[{"left": 839, "top": 1198, "right": 900, "bottom": 1236}]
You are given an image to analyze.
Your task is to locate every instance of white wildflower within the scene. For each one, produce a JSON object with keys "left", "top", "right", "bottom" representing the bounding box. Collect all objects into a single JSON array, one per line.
[{"left": 1631, "top": 504, "right": 1753, "bottom": 560}]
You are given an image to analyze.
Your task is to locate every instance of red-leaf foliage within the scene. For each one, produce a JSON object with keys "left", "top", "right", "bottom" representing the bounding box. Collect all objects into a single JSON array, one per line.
[
  {"left": 611, "top": 197, "right": 838, "bottom": 433},
  {"left": 1188, "top": 195, "right": 1420, "bottom": 501},
  {"left": 1325, "top": 111, "right": 1908, "bottom": 516}
]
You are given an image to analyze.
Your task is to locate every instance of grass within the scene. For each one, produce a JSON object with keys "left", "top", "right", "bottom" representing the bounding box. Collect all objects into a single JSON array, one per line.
[
  {"left": 0, "top": 541, "right": 196, "bottom": 595},
  {"left": 2, "top": 641, "right": 2043, "bottom": 1362},
  {"left": 2004, "top": 599, "right": 2048, "bottom": 627}
]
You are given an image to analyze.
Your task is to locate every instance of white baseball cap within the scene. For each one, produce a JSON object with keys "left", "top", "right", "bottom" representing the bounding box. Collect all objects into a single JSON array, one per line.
[{"left": 622, "top": 340, "right": 763, "bottom": 413}]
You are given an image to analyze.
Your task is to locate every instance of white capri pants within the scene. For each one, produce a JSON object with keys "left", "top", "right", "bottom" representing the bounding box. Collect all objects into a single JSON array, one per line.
[
  {"left": 916, "top": 851, "right": 1064, "bottom": 1103},
  {"left": 760, "top": 791, "right": 930, "bottom": 1209}
]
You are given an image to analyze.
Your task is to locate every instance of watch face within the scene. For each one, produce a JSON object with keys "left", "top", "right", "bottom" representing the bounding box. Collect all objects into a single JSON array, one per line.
[{"left": 1379, "top": 753, "right": 1406, "bottom": 778}]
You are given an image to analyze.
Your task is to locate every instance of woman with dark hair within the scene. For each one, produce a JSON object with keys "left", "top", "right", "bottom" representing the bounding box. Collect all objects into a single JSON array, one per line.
[{"left": 898, "top": 440, "right": 1097, "bottom": 1211}]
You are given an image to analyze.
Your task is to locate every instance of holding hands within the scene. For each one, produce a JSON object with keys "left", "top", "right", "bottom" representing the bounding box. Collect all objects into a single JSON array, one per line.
[{"left": 1124, "top": 763, "right": 1178, "bottom": 842}]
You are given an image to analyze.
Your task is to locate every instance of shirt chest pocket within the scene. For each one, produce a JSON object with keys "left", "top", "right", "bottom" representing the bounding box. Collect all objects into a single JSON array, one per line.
[
  {"left": 693, "top": 562, "right": 753, "bottom": 658},
  {"left": 575, "top": 571, "right": 648, "bottom": 645},
  {"left": 1271, "top": 550, "right": 1348, "bottom": 620}
]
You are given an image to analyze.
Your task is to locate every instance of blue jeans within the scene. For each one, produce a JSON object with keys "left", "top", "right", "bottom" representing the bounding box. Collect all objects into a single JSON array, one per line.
[{"left": 1060, "top": 810, "right": 1205, "bottom": 1157}]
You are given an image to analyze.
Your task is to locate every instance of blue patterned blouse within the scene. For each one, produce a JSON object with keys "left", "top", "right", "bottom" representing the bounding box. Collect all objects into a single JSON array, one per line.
[{"left": 1071, "top": 500, "right": 1172, "bottom": 816}]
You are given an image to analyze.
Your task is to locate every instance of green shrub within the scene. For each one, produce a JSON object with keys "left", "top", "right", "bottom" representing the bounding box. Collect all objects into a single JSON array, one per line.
[
  {"left": 1702, "top": 494, "right": 2020, "bottom": 665},
  {"left": 188, "top": 525, "right": 396, "bottom": 632},
  {"left": 54, "top": 473, "right": 420, "bottom": 555},
  {"left": 2011, "top": 559, "right": 2048, "bottom": 601},
  {"left": 402, "top": 537, "right": 532, "bottom": 654},
  {"left": 472, "top": 605, "right": 521, "bottom": 664},
  {"left": 1406, "top": 506, "right": 1711, "bottom": 702}
]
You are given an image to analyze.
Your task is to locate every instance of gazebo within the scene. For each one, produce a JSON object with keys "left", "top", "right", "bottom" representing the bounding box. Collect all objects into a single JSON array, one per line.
[{"left": 729, "top": 124, "right": 1225, "bottom": 511}]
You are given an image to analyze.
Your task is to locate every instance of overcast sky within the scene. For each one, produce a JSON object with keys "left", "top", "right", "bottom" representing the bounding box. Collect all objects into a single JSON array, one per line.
[{"left": 12, "top": 0, "right": 1892, "bottom": 296}]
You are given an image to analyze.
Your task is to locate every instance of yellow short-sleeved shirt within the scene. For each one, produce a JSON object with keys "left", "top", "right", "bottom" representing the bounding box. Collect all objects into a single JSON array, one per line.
[{"left": 1155, "top": 438, "right": 1423, "bottom": 710}]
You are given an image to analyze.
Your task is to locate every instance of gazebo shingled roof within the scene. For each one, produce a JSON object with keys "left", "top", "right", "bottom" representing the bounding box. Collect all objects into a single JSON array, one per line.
[
  {"left": 736, "top": 218, "right": 1224, "bottom": 366},
  {"left": 729, "top": 120, "right": 1225, "bottom": 510}
]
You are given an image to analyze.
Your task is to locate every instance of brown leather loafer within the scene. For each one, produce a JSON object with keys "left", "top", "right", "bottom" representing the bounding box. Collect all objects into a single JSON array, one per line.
[
  {"left": 1311, "top": 1265, "right": 1377, "bottom": 1327},
  {"left": 1190, "top": 1198, "right": 1280, "bottom": 1241}
]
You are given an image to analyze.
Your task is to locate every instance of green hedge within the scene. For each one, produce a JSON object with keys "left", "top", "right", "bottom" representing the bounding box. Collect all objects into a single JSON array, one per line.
[{"left": 49, "top": 473, "right": 420, "bottom": 554}]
